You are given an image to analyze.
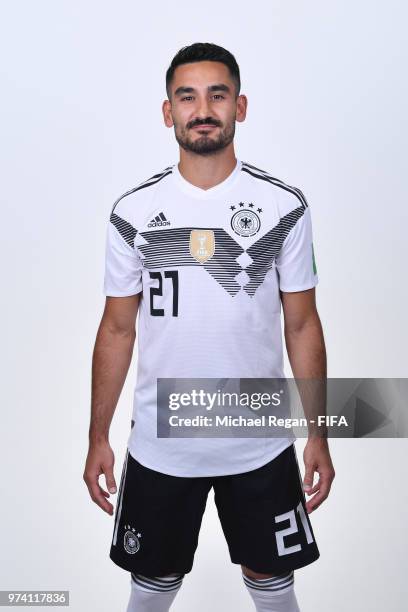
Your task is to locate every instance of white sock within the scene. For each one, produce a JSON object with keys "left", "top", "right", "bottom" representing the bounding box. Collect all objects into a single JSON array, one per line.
[
  {"left": 243, "top": 571, "right": 300, "bottom": 612},
  {"left": 126, "top": 573, "right": 184, "bottom": 612}
]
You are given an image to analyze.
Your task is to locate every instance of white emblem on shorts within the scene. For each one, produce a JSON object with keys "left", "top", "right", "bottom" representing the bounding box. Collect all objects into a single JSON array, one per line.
[{"left": 123, "top": 524, "right": 142, "bottom": 554}]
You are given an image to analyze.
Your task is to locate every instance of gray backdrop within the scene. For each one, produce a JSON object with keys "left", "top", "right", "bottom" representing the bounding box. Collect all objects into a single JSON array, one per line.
[{"left": 1, "top": 1, "right": 407, "bottom": 610}]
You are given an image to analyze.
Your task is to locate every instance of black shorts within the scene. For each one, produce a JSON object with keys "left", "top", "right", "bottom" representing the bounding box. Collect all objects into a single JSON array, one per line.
[{"left": 109, "top": 444, "right": 320, "bottom": 577}]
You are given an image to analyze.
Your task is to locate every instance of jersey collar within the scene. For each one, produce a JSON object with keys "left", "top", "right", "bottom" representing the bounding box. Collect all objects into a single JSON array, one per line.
[{"left": 171, "top": 158, "right": 242, "bottom": 199}]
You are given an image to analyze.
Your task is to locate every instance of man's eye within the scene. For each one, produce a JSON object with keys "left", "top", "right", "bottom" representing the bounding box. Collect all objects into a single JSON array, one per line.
[
  {"left": 212, "top": 94, "right": 225, "bottom": 100},
  {"left": 181, "top": 96, "right": 194, "bottom": 101}
]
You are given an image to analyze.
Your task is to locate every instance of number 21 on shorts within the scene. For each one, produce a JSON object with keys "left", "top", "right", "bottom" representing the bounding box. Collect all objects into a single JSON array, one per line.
[{"left": 275, "top": 501, "right": 314, "bottom": 556}]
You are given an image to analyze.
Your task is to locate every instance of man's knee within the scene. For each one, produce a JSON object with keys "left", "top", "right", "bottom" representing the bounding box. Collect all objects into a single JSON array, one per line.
[
  {"left": 241, "top": 568, "right": 300, "bottom": 611},
  {"left": 241, "top": 564, "right": 276, "bottom": 580},
  {"left": 130, "top": 573, "right": 185, "bottom": 592},
  {"left": 126, "top": 574, "right": 185, "bottom": 612}
]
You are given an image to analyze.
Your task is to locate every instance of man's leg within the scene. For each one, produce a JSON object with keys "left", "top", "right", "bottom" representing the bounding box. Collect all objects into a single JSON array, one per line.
[
  {"left": 241, "top": 566, "right": 300, "bottom": 612},
  {"left": 213, "top": 444, "right": 320, "bottom": 611},
  {"left": 126, "top": 573, "right": 184, "bottom": 612},
  {"left": 109, "top": 449, "right": 212, "bottom": 610}
]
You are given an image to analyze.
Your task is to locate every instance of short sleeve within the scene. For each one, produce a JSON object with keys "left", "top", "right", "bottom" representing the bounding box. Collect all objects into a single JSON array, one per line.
[
  {"left": 275, "top": 204, "right": 319, "bottom": 292},
  {"left": 102, "top": 207, "right": 143, "bottom": 297}
]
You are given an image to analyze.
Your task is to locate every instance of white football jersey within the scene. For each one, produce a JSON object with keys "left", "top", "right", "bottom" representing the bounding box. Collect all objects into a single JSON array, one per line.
[{"left": 103, "top": 159, "right": 319, "bottom": 476}]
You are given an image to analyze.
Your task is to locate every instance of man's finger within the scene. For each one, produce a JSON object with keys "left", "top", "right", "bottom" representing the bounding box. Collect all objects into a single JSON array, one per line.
[
  {"left": 84, "top": 471, "right": 114, "bottom": 515},
  {"left": 304, "top": 478, "right": 320, "bottom": 495},
  {"left": 103, "top": 465, "right": 117, "bottom": 494},
  {"left": 306, "top": 490, "right": 326, "bottom": 513},
  {"left": 303, "top": 463, "right": 316, "bottom": 493},
  {"left": 305, "top": 474, "right": 333, "bottom": 513},
  {"left": 88, "top": 481, "right": 114, "bottom": 515}
]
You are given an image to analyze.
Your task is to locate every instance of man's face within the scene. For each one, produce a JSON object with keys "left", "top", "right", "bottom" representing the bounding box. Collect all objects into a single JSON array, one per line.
[{"left": 163, "top": 61, "right": 247, "bottom": 156}]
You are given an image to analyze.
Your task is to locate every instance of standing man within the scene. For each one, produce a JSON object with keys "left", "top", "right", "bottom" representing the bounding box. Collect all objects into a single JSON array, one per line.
[{"left": 84, "top": 43, "right": 335, "bottom": 612}]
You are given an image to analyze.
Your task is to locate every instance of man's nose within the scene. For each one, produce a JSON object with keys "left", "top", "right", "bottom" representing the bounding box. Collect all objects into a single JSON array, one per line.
[{"left": 195, "top": 96, "right": 211, "bottom": 118}]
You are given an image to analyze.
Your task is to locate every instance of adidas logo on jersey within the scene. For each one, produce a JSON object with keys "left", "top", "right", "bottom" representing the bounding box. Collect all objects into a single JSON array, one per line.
[{"left": 148, "top": 212, "right": 171, "bottom": 228}]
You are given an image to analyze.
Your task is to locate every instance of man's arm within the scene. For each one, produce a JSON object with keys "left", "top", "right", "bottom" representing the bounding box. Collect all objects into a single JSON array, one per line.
[
  {"left": 281, "top": 287, "right": 335, "bottom": 513},
  {"left": 83, "top": 294, "right": 140, "bottom": 515}
]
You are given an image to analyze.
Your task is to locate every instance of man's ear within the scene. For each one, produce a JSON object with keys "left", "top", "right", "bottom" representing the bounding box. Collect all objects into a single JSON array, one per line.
[
  {"left": 162, "top": 99, "right": 174, "bottom": 128},
  {"left": 235, "top": 94, "right": 248, "bottom": 123}
]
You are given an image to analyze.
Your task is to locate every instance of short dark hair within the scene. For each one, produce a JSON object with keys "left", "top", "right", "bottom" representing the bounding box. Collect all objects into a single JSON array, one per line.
[{"left": 165, "top": 42, "right": 241, "bottom": 99}]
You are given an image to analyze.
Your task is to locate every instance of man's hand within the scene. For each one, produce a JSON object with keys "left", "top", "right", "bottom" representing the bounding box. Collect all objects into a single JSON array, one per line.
[
  {"left": 83, "top": 441, "right": 117, "bottom": 515},
  {"left": 302, "top": 438, "right": 335, "bottom": 513}
]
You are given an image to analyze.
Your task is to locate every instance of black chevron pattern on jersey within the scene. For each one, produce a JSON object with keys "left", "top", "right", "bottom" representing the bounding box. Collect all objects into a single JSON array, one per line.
[
  {"left": 111, "top": 167, "right": 173, "bottom": 214},
  {"left": 110, "top": 212, "right": 138, "bottom": 248},
  {"left": 204, "top": 228, "right": 244, "bottom": 296},
  {"left": 138, "top": 227, "right": 244, "bottom": 296},
  {"left": 244, "top": 204, "right": 306, "bottom": 296},
  {"left": 112, "top": 204, "right": 306, "bottom": 297},
  {"left": 241, "top": 162, "right": 308, "bottom": 210}
]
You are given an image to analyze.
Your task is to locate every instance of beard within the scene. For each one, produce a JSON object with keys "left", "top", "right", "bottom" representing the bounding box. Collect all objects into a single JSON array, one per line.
[{"left": 174, "top": 117, "right": 236, "bottom": 156}]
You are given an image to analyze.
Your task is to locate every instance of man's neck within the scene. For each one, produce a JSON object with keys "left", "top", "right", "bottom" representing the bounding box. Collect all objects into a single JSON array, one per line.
[{"left": 177, "top": 147, "right": 237, "bottom": 191}]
